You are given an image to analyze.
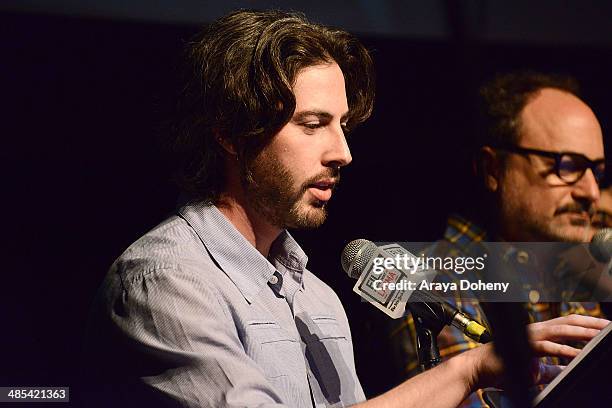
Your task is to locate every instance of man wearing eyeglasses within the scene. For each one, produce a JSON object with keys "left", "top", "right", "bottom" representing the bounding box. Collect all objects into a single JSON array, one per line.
[
  {"left": 478, "top": 74, "right": 605, "bottom": 243},
  {"left": 83, "top": 15, "right": 611, "bottom": 408},
  {"left": 390, "top": 71, "right": 607, "bottom": 407}
]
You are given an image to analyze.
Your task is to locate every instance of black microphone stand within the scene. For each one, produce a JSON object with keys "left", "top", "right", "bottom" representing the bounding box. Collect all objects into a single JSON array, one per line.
[{"left": 408, "top": 303, "right": 446, "bottom": 371}]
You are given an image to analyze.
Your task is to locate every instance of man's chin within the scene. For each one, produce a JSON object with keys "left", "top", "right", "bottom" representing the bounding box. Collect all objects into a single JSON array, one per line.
[
  {"left": 286, "top": 204, "right": 328, "bottom": 229},
  {"left": 547, "top": 224, "right": 596, "bottom": 243}
]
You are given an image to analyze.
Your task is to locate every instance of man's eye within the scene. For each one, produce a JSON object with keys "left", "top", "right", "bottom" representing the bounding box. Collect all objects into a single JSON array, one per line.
[
  {"left": 303, "top": 123, "right": 322, "bottom": 129},
  {"left": 341, "top": 124, "right": 350, "bottom": 134}
]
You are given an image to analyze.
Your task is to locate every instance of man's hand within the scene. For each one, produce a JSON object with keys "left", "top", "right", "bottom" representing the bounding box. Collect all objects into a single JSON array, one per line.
[
  {"left": 527, "top": 314, "right": 609, "bottom": 358},
  {"left": 470, "top": 314, "right": 610, "bottom": 390},
  {"left": 358, "top": 314, "right": 609, "bottom": 408}
]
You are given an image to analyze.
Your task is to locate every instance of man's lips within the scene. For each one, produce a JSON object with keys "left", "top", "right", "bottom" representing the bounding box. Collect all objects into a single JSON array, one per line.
[
  {"left": 558, "top": 210, "right": 593, "bottom": 226},
  {"left": 566, "top": 211, "right": 590, "bottom": 217},
  {"left": 557, "top": 209, "right": 593, "bottom": 219},
  {"left": 565, "top": 211, "right": 591, "bottom": 222},
  {"left": 307, "top": 179, "right": 336, "bottom": 202}
]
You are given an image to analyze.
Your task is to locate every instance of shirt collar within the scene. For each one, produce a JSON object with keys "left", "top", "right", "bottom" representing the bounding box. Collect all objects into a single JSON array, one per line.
[
  {"left": 269, "top": 230, "right": 309, "bottom": 290},
  {"left": 177, "top": 202, "right": 308, "bottom": 303}
]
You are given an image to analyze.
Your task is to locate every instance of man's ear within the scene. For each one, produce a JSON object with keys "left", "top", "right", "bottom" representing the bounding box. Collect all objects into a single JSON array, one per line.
[
  {"left": 214, "top": 131, "right": 238, "bottom": 156},
  {"left": 478, "top": 146, "right": 502, "bottom": 192}
]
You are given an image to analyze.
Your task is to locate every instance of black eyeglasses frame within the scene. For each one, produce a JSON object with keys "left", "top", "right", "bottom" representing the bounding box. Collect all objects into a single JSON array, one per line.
[{"left": 492, "top": 144, "right": 606, "bottom": 186}]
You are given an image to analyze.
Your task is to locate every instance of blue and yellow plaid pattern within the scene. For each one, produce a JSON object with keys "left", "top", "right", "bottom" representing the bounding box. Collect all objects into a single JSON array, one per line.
[{"left": 389, "top": 214, "right": 603, "bottom": 408}]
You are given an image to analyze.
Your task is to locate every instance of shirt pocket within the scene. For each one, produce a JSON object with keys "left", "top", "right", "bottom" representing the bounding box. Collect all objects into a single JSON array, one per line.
[
  {"left": 301, "top": 315, "right": 359, "bottom": 406},
  {"left": 310, "top": 315, "right": 348, "bottom": 341},
  {"left": 244, "top": 320, "right": 302, "bottom": 379},
  {"left": 303, "top": 315, "right": 352, "bottom": 370}
]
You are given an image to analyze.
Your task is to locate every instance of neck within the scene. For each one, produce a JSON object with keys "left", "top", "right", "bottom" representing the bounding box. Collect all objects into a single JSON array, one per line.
[{"left": 216, "top": 193, "right": 282, "bottom": 258}]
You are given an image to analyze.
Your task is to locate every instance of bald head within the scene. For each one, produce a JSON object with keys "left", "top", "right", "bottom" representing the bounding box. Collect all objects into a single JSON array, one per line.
[
  {"left": 519, "top": 88, "right": 604, "bottom": 158},
  {"left": 494, "top": 86, "right": 605, "bottom": 242}
]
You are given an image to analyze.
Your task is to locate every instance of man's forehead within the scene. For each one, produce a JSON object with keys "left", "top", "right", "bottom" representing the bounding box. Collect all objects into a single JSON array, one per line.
[
  {"left": 519, "top": 88, "right": 604, "bottom": 159},
  {"left": 292, "top": 63, "right": 349, "bottom": 114}
]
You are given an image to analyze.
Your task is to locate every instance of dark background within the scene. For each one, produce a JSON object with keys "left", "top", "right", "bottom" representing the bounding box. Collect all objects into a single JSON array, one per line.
[{"left": 2, "top": 1, "right": 611, "bottom": 403}]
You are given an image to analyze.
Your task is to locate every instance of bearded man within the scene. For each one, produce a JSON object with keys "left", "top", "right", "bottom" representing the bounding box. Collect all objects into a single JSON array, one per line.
[{"left": 84, "top": 14, "right": 608, "bottom": 408}]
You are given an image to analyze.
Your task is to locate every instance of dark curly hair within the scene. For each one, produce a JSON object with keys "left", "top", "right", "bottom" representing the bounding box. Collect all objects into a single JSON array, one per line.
[
  {"left": 478, "top": 71, "right": 580, "bottom": 148},
  {"left": 169, "top": 10, "right": 375, "bottom": 203}
]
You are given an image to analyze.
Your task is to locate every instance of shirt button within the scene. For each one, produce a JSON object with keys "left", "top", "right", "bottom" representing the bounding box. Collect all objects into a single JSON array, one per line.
[
  {"left": 269, "top": 274, "right": 279, "bottom": 285},
  {"left": 516, "top": 251, "right": 529, "bottom": 264},
  {"left": 529, "top": 289, "right": 540, "bottom": 303}
]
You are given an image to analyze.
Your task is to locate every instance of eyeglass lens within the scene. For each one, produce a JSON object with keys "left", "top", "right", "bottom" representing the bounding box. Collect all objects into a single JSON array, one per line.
[{"left": 558, "top": 154, "right": 605, "bottom": 184}]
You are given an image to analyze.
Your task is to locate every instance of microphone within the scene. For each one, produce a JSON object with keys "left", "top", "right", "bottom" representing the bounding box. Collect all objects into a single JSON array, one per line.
[
  {"left": 588, "top": 228, "right": 612, "bottom": 302},
  {"left": 342, "top": 239, "right": 492, "bottom": 344},
  {"left": 590, "top": 228, "right": 612, "bottom": 263}
]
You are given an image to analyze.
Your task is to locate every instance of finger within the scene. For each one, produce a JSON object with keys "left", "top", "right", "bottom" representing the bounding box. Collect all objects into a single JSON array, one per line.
[
  {"left": 534, "top": 363, "right": 565, "bottom": 385},
  {"left": 529, "top": 324, "right": 601, "bottom": 342},
  {"left": 532, "top": 314, "right": 610, "bottom": 330},
  {"left": 530, "top": 340, "right": 580, "bottom": 358}
]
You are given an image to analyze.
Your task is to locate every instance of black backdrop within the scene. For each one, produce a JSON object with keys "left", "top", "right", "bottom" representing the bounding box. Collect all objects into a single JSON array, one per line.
[{"left": 2, "top": 10, "right": 611, "bottom": 402}]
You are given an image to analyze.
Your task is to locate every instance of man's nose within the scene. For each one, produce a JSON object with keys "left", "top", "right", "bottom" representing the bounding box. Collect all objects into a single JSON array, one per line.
[
  {"left": 323, "top": 127, "right": 352, "bottom": 168},
  {"left": 572, "top": 168, "right": 601, "bottom": 204}
]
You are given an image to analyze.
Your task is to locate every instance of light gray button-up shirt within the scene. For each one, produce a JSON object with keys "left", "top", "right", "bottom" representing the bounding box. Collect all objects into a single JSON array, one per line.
[{"left": 86, "top": 202, "right": 365, "bottom": 407}]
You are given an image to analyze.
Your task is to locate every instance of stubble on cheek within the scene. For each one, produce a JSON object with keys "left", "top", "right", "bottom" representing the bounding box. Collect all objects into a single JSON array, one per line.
[
  {"left": 497, "top": 167, "right": 596, "bottom": 242},
  {"left": 242, "top": 155, "right": 330, "bottom": 229}
]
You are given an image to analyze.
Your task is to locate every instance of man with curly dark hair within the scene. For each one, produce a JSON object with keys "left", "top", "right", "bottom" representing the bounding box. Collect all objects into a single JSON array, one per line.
[{"left": 85, "top": 15, "right": 608, "bottom": 407}]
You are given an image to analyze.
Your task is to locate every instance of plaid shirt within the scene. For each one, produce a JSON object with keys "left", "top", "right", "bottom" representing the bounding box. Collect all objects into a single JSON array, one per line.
[{"left": 389, "top": 214, "right": 603, "bottom": 408}]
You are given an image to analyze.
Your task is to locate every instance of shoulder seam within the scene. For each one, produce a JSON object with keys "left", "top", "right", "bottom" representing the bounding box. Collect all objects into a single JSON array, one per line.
[{"left": 119, "top": 265, "right": 175, "bottom": 290}]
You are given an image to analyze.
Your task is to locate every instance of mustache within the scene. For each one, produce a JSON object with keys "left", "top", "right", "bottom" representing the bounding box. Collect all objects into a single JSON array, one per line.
[
  {"left": 301, "top": 167, "right": 341, "bottom": 192},
  {"left": 555, "top": 202, "right": 596, "bottom": 217}
]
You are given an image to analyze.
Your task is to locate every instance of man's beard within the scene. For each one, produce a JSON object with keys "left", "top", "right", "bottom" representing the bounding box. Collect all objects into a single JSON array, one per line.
[
  {"left": 242, "top": 155, "right": 339, "bottom": 230},
  {"left": 501, "top": 199, "right": 596, "bottom": 243},
  {"left": 547, "top": 202, "right": 598, "bottom": 242},
  {"left": 522, "top": 213, "right": 591, "bottom": 243}
]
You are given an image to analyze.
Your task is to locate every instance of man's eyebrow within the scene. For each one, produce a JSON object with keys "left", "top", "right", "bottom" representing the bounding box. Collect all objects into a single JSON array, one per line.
[{"left": 292, "top": 110, "right": 350, "bottom": 122}]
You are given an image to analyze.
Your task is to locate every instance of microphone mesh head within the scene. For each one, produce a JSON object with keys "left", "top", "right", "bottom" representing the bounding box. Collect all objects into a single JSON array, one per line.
[
  {"left": 341, "top": 239, "right": 378, "bottom": 279},
  {"left": 590, "top": 228, "right": 612, "bottom": 263}
]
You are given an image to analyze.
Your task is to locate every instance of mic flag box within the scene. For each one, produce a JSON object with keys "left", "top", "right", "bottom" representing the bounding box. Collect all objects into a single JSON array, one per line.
[{"left": 352, "top": 243, "right": 436, "bottom": 319}]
